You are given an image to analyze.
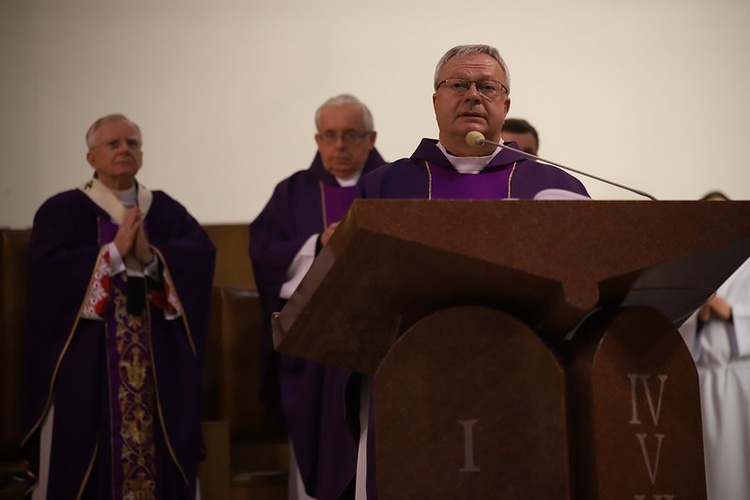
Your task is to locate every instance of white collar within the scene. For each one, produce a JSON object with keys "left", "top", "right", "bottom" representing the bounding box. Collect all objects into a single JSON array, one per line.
[
  {"left": 437, "top": 142, "right": 501, "bottom": 174},
  {"left": 78, "top": 177, "right": 152, "bottom": 224},
  {"left": 335, "top": 171, "right": 362, "bottom": 187}
]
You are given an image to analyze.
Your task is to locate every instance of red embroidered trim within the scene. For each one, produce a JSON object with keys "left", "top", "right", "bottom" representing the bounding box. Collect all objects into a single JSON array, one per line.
[{"left": 91, "top": 250, "right": 112, "bottom": 316}]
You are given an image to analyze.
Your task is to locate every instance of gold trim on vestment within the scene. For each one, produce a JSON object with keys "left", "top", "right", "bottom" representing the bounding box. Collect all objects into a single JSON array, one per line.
[
  {"left": 20, "top": 242, "right": 108, "bottom": 449},
  {"left": 507, "top": 163, "right": 517, "bottom": 198},
  {"left": 147, "top": 293, "right": 195, "bottom": 496},
  {"left": 319, "top": 181, "right": 328, "bottom": 229},
  {"left": 75, "top": 436, "right": 99, "bottom": 500},
  {"left": 147, "top": 246, "right": 197, "bottom": 493},
  {"left": 424, "top": 161, "right": 432, "bottom": 199},
  {"left": 105, "top": 300, "right": 116, "bottom": 497},
  {"left": 112, "top": 285, "right": 157, "bottom": 498},
  {"left": 23, "top": 470, "right": 38, "bottom": 497}
]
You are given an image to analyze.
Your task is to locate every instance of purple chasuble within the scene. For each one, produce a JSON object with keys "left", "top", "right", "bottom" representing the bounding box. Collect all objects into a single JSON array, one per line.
[
  {"left": 250, "top": 149, "right": 387, "bottom": 500},
  {"left": 21, "top": 187, "right": 215, "bottom": 500},
  {"left": 358, "top": 138, "right": 590, "bottom": 201},
  {"left": 322, "top": 183, "right": 357, "bottom": 223},
  {"left": 428, "top": 162, "right": 512, "bottom": 199}
]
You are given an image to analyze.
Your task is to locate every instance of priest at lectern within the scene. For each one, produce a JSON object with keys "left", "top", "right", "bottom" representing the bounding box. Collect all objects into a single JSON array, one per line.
[{"left": 351, "top": 44, "right": 590, "bottom": 498}]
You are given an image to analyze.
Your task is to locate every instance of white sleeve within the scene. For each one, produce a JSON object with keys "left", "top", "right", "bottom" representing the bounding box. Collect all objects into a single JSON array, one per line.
[
  {"left": 678, "top": 311, "right": 702, "bottom": 361},
  {"left": 143, "top": 250, "right": 159, "bottom": 280},
  {"left": 723, "top": 259, "right": 750, "bottom": 357},
  {"left": 108, "top": 242, "right": 126, "bottom": 275},
  {"left": 732, "top": 301, "right": 750, "bottom": 357},
  {"left": 279, "top": 234, "right": 319, "bottom": 300}
]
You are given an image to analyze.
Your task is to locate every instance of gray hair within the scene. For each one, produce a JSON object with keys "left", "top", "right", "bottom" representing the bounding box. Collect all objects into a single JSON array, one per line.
[
  {"left": 315, "top": 94, "right": 374, "bottom": 132},
  {"left": 433, "top": 44, "right": 511, "bottom": 95},
  {"left": 85, "top": 113, "right": 141, "bottom": 150}
]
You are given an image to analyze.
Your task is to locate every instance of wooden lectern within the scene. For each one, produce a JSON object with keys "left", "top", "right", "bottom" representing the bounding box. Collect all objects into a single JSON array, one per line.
[{"left": 272, "top": 199, "right": 750, "bottom": 499}]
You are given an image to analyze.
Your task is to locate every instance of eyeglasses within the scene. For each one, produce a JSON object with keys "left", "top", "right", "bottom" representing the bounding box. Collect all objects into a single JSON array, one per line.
[
  {"left": 317, "top": 131, "right": 372, "bottom": 145},
  {"left": 94, "top": 138, "right": 142, "bottom": 151},
  {"left": 436, "top": 77, "right": 509, "bottom": 99}
]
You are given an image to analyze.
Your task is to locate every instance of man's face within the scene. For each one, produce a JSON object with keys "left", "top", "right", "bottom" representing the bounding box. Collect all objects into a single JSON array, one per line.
[
  {"left": 315, "top": 104, "right": 376, "bottom": 179},
  {"left": 86, "top": 119, "right": 143, "bottom": 190},
  {"left": 433, "top": 53, "right": 510, "bottom": 154},
  {"left": 501, "top": 131, "right": 538, "bottom": 156}
]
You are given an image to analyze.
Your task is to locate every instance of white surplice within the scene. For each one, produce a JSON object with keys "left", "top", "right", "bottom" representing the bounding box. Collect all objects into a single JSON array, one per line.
[{"left": 679, "top": 258, "right": 750, "bottom": 500}]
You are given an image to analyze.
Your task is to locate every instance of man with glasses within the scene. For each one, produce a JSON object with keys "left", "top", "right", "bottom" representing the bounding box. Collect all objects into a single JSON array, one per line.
[
  {"left": 353, "top": 44, "right": 590, "bottom": 498},
  {"left": 250, "top": 94, "right": 385, "bottom": 500},
  {"left": 359, "top": 44, "right": 588, "bottom": 199},
  {"left": 21, "top": 113, "right": 215, "bottom": 499}
]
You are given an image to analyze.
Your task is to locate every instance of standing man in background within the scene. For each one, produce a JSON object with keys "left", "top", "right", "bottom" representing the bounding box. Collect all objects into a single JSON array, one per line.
[
  {"left": 21, "top": 113, "right": 216, "bottom": 499},
  {"left": 250, "top": 94, "right": 385, "bottom": 500},
  {"left": 501, "top": 117, "right": 539, "bottom": 155},
  {"left": 679, "top": 190, "right": 750, "bottom": 500}
]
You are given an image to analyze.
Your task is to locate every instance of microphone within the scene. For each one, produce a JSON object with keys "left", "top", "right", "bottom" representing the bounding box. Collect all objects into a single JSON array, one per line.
[{"left": 465, "top": 131, "right": 657, "bottom": 201}]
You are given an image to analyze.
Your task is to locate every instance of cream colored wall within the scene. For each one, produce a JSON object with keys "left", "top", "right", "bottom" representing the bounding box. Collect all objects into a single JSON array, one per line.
[{"left": 2, "top": 0, "right": 749, "bottom": 228}]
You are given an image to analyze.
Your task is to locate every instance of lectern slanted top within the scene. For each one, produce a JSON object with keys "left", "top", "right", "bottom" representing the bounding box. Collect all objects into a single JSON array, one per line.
[{"left": 272, "top": 199, "right": 750, "bottom": 373}]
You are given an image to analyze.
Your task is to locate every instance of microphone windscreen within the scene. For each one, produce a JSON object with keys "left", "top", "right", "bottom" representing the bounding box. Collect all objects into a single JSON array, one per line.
[{"left": 465, "top": 131, "right": 485, "bottom": 147}]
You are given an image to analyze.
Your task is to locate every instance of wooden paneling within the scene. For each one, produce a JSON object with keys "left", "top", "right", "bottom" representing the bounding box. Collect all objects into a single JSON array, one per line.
[{"left": 203, "top": 224, "right": 255, "bottom": 290}]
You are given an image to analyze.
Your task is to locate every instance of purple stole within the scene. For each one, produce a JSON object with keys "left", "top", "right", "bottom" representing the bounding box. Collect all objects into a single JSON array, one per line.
[
  {"left": 321, "top": 182, "right": 357, "bottom": 224},
  {"left": 99, "top": 217, "right": 159, "bottom": 499},
  {"left": 427, "top": 162, "right": 513, "bottom": 199}
]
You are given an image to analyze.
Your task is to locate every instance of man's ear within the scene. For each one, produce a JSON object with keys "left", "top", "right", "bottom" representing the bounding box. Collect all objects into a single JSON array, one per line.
[{"left": 368, "top": 131, "right": 377, "bottom": 150}]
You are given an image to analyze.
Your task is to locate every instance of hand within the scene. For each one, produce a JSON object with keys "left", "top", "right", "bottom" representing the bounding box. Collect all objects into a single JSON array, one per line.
[
  {"left": 698, "top": 294, "right": 732, "bottom": 322},
  {"left": 133, "top": 220, "right": 154, "bottom": 265},
  {"left": 114, "top": 207, "right": 142, "bottom": 257},
  {"left": 320, "top": 221, "right": 340, "bottom": 246}
]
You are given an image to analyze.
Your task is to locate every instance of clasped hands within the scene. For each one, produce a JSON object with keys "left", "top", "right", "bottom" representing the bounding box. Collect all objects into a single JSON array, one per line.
[{"left": 114, "top": 207, "right": 154, "bottom": 265}]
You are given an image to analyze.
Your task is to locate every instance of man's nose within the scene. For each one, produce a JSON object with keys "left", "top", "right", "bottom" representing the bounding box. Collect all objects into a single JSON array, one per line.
[
  {"left": 465, "top": 82, "right": 482, "bottom": 100},
  {"left": 117, "top": 141, "right": 137, "bottom": 153}
]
